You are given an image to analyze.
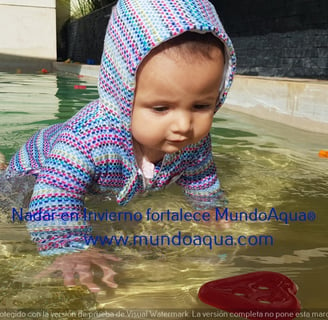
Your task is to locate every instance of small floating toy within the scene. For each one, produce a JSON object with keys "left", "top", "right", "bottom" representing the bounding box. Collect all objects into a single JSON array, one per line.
[
  {"left": 198, "top": 271, "right": 301, "bottom": 320},
  {"left": 41, "top": 68, "right": 49, "bottom": 74},
  {"left": 74, "top": 85, "right": 87, "bottom": 90},
  {"left": 318, "top": 150, "right": 328, "bottom": 158}
]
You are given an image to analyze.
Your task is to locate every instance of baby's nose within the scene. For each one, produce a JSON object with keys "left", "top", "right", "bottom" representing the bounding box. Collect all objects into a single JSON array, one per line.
[{"left": 171, "top": 112, "right": 192, "bottom": 134}]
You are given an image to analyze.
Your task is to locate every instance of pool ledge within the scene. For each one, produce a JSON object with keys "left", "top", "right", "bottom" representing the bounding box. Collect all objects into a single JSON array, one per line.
[
  {"left": 53, "top": 62, "right": 328, "bottom": 134},
  {"left": 54, "top": 62, "right": 100, "bottom": 78},
  {"left": 225, "top": 75, "right": 328, "bottom": 134}
]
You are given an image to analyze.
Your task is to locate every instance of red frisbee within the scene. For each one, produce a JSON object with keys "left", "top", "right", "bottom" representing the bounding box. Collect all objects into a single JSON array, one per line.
[
  {"left": 198, "top": 271, "right": 301, "bottom": 320},
  {"left": 74, "top": 85, "right": 87, "bottom": 90}
]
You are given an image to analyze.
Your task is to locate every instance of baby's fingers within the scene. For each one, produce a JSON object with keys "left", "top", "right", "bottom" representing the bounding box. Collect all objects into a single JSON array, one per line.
[
  {"left": 104, "top": 254, "right": 122, "bottom": 262},
  {"left": 100, "top": 265, "right": 118, "bottom": 288},
  {"left": 78, "top": 271, "right": 101, "bottom": 293},
  {"left": 63, "top": 270, "right": 76, "bottom": 288}
]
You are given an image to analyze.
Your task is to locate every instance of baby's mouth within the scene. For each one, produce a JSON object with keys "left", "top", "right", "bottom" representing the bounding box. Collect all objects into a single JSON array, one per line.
[{"left": 167, "top": 139, "right": 189, "bottom": 145}]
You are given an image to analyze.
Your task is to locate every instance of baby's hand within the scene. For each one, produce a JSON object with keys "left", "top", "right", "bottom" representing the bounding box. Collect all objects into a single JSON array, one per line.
[
  {"left": 0, "top": 152, "right": 7, "bottom": 170},
  {"left": 36, "top": 248, "right": 121, "bottom": 292}
]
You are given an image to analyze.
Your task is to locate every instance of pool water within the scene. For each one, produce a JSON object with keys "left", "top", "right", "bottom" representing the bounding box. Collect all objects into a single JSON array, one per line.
[{"left": 0, "top": 72, "right": 327, "bottom": 319}]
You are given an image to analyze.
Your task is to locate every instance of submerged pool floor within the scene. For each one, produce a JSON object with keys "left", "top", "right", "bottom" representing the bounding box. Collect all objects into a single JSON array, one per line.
[{"left": 0, "top": 72, "right": 327, "bottom": 319}]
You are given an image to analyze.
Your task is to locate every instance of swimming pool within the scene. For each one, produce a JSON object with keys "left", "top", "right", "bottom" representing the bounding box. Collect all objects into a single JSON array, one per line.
[{"left": 0, "top": 72, "right": 327, "bottom": 319}]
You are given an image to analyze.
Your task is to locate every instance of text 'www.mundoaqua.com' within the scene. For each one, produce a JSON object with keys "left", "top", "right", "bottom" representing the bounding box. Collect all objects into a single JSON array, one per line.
[{"left": 84, "top": 232, "right": 273, "bottom": 249}]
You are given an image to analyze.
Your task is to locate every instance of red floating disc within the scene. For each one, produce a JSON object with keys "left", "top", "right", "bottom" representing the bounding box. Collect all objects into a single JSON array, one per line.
[
  {"left": 198, "top": 271, "right": 301, "bottom": 320},
  {"left": 74, "top": 85, "right": 87, "bottom": 90}
]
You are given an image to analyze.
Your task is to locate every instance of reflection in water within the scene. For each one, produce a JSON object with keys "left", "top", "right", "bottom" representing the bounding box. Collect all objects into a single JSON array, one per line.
[
  {"left": 0, "top": 73, "right": 327, "bottom": 316},
  {"left": 239, "top": 248, "right": 328, "bottom": 264},
  {"left": 55, "top": 74, "right": 98, "bottom": 121}
]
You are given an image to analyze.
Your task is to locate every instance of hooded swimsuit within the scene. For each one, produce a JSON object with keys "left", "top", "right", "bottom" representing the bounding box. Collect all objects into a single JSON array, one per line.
[{"left": 5, "top": 0, "right": 236, "bottom": 255}]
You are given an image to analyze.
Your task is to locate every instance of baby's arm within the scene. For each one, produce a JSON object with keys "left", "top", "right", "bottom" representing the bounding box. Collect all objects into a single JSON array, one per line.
[
  {"left": 27, "top": 136, "right": 120, "bottom": 290},
  {"left": 27, "top": 134, "right": 94, "bottom": 255}
]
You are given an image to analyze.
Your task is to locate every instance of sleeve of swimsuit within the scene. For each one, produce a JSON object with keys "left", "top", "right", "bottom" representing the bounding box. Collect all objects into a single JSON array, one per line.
[
  {"left": 27, "top": 131, "right": 95, "bottom": 256},
  {"left": 176, "top": 136, "right": 227, "bottom": 210}
]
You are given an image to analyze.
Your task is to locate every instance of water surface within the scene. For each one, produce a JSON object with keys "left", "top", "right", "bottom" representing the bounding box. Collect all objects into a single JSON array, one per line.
[{"left": 0, "top": 72, "right": 327, "bottom": 319}]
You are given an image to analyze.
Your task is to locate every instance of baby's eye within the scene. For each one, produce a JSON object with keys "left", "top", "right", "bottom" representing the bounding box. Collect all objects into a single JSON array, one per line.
[
  {"left": 193, "top": 104, "right": 211, "bottom": 110},
  {"left": 152, "top": 106, "right": 169, "bottom": 112}
]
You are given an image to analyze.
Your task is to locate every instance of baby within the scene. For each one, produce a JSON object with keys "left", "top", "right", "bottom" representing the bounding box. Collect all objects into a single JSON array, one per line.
[{"left": 3, "top": 0, "right": 236, "bottom": 291}]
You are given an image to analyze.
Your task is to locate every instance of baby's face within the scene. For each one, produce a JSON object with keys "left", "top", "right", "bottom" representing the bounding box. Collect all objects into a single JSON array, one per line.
[{"left": 131, "top": 47, "right": 225, "bottom": 163}]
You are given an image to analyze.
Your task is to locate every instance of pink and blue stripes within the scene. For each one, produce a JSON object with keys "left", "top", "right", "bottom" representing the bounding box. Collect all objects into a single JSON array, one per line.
[{"left": 6, "top": 0, "right": 236, "bottom": 255}]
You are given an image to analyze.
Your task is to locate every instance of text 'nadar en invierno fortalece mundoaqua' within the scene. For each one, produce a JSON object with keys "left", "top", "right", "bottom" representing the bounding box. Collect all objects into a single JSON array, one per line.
[{"left": 12, "top": 207, "right": 316, "bottom": 224}]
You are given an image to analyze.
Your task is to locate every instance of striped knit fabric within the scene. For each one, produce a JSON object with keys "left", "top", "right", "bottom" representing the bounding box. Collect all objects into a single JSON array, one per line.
[{"left": 5, "top": 0, "right": 236, "bottom": 255}]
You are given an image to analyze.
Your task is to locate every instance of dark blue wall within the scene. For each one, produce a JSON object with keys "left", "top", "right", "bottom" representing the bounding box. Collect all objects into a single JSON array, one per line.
[
  {"left": 67, "top": 5, "right": 113, "bottom": 64},
  {"left": 66, "top": 0, "right": 328, "bottom": 79},
  {"left": 213, "top": 0, "right": 328, "bottom": 79}
]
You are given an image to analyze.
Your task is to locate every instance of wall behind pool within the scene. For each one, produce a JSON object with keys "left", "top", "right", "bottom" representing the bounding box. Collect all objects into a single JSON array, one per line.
[
  {"left": 213, "top": 0, "right": 328, "bottom": 80},
  {"left": 66, "top": 0, "right": 328, "bottom": 81},
  {"left": 0, "top": 0, "right": 57, "bottom": 71}
]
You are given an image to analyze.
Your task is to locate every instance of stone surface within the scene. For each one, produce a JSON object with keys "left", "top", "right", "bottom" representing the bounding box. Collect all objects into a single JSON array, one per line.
[
  {"left": 225, "top": 75, "right": 328, "bottom": 133},
  {"left": 66, "top": 0, "right": 328, "bottom": 79},
  {"left": 0, "top": 1, "right": 56, "bottom": 60}
]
